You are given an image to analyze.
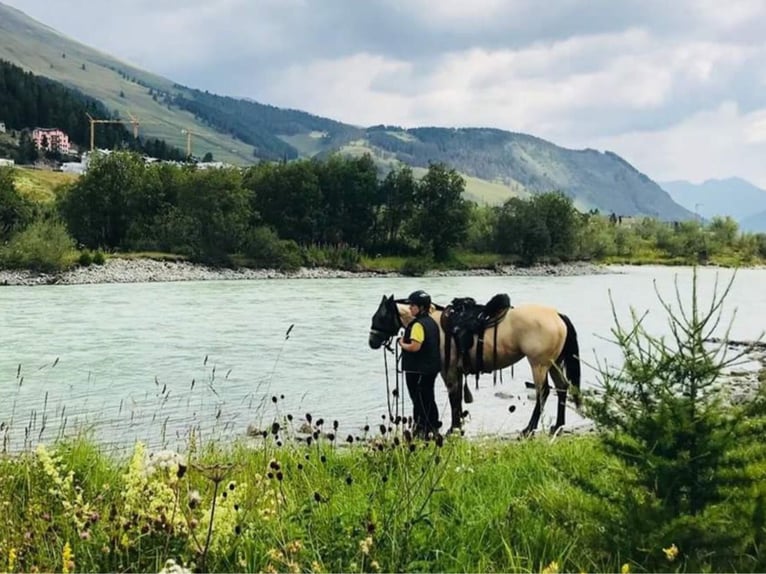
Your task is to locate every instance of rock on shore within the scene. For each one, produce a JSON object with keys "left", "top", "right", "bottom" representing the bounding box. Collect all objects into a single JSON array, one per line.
[{"left": 0, "top": 258, "right": 614, "bottom": 287}]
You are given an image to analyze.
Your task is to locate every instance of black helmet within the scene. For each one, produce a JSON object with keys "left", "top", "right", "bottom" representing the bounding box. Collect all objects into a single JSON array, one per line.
[{"left": 406, "top": 290, "right": 431, "bottom": 308}]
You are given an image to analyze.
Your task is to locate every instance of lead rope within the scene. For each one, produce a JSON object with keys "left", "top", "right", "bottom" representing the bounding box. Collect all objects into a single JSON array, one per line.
[
  {"left": 383, "top": 338, "right": 405, "bottom": 423},
  {"left": 383, "top": 343, "right": 395, "bottom": 421}
]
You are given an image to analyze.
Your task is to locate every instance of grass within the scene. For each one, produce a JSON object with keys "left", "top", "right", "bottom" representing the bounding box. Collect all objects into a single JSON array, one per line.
[
  {"left": 12, "top": 167, "right": 78, "bottom": 202},
  {"left": 0, "top": 424, "right": 656, "bottom": 574}
]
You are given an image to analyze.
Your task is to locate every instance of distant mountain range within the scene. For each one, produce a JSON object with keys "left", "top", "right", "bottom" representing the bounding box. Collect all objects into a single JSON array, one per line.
[
  {"left": 660, "top": 177, "right": 766, "bottom": 232},
  {"left": 0, "top": 1, "right": 694, "bottom": 219}
]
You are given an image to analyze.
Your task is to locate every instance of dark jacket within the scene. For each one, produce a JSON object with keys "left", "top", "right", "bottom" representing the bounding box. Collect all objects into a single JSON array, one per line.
[{"left": 402, "top": 315, "right": 441, "bottom": 374}]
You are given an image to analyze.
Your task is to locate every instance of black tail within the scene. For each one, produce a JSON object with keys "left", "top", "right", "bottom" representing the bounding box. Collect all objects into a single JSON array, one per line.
[{"left": 557, "top": 313, "right": 581, "bottom": 407}]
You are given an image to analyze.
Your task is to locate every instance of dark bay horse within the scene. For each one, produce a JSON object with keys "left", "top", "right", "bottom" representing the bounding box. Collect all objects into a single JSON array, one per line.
[{"left": 368, "top": 295, "right": 582, "bottom": 435}]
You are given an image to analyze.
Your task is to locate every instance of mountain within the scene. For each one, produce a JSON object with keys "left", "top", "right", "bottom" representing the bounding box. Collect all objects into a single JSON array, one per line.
[
  {"left": 740, "top": 209, "right": 766, "bottom": 233},
  {"left": 0, "top": 1, "right": 693, "bottom": 219},
  {"left": 661, "top": 177, "right": 766, "bottom": 231}
]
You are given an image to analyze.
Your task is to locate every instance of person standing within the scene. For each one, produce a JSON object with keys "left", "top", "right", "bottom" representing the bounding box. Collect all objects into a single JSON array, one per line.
[{"left": 399, "top": 290, "right": 441, "bottom": 437}]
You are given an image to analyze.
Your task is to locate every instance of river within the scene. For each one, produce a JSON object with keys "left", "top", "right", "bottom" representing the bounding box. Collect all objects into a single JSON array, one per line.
[{"left": 1, "top": 265, "right": 764, "bottom": 453}]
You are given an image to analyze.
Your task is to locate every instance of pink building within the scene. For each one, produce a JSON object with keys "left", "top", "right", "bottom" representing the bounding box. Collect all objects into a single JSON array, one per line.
[{"left": 32, "top": 128, "right": 71, "bottom": 154}]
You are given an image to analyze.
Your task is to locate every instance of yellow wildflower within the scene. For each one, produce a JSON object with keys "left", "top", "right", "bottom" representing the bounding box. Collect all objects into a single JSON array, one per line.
[
  {"left": 663, "top": 543, "right": 679, "bottom": 562},
  {"left": 621, "top": 563, "right": 631, "bottom": 574},
  {"left": 311, "top": 560, "right": 324, "bottom": 573},
  {"left": 61, "top": 542, "right": 74, "bottom": 574},
  {"left": 7, "top": 547, "right": 17, "bottom": 572},
  {"left": 359, "top": 536, "right": 373, "bottom": 555},
  {"left": 370, "top": 560, "right": 381, "bottom": 572},
  {"left": 541, "top": 560, "right": 559, "bottom": 574}
]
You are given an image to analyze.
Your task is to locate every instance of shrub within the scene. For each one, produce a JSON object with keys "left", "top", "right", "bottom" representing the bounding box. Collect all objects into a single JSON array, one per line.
[
  {"left": 584, "top": 269, "right": 766, "bottom": 571},
  {"left": 0, "top": 219, "right": 78, "bottom": 273},
  {"left": 78, "top": 249, "right": 93, "bottom": 267},
  {"left": 302, "top": 243, "right": 362, "bottom": 270},
  {"left": 92, "top": 250, "right": 106, "bottom": 265},
  {"left": 242, "top": 226, "right": 302, "bottom": 271},
  {"left": 400, "top": 256, "right": 431, "bottom": 277}
]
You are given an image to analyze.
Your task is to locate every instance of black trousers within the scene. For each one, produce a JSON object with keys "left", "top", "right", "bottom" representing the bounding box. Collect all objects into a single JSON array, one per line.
[{"left": 404, "top": 371, "right": 440, "bottom": 435}]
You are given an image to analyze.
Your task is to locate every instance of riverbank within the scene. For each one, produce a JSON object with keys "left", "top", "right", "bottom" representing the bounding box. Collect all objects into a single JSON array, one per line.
[{"left": 0, "top": 258, "right": 615, "bottom": 286}]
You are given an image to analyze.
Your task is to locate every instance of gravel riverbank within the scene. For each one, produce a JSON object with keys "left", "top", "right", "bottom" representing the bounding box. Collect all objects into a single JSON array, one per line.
[{"left": 0, "top": 258, "right": 615, "bottom": 287}]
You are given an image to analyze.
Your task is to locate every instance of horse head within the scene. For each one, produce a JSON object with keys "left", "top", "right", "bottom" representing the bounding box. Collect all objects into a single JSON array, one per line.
[{"left": 368, "top": 294, "right": 402, "bottom": 349}]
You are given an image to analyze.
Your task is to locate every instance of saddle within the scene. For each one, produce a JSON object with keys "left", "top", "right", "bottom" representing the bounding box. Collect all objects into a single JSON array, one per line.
[{"left": 440, "top": 293, "right": 511, "bottom": 384}]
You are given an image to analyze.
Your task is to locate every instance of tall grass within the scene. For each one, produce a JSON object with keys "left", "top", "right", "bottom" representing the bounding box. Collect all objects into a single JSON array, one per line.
[{"left": 0, "top": 428, "right": 643, "bottom": 573}]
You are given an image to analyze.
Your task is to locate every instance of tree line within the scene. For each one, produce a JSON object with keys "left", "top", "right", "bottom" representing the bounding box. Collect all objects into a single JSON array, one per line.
[{"left": 1, "top": 151, "right": 765, "bottom": 273}]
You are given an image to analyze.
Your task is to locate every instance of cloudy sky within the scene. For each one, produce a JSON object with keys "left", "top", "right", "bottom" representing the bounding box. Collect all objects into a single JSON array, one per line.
[{"left": 5, "top": 0, "right": 766, "bottom": 186}]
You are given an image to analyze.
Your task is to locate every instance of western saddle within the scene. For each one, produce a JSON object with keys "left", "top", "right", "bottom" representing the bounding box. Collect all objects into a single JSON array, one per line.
[{"left": 440, "top": 293, "right": 512, "bottom": 386}]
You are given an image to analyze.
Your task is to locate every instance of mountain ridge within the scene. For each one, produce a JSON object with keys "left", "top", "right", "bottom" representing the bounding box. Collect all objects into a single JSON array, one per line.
[
  {"left": 0, "top": 1, "right": 693, "bottom": 219},
  {"left": 661, "top": 177, "right": 766, "bottom": 231}
]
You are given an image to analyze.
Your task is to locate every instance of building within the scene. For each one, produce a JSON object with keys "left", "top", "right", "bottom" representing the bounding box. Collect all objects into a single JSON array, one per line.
[
  {"left": 32, "top": 127, "right": 71, "bottom": 154},
  {"left": 0, "top": 158, "right": 14, "bottom": 167}
]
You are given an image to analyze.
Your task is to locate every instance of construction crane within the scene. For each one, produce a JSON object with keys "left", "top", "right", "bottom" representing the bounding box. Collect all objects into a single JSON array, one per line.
[
  {"left": 86, "top": 113, "right": 127, "bottom": 151},
  {"left": 126, "top": 112, "right": 162, "bottom": 139},
  {"left": 180, "top": 128, "right": 198, "bottom": 159}
]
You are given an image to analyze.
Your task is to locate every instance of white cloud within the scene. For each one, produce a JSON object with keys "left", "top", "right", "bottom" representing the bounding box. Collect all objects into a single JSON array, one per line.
[
  {"left": 593, "top": 102, "right": 766, "bottom": 188},
  {"left": 5, "top": 0, "right": 766, "bottom": 184}
]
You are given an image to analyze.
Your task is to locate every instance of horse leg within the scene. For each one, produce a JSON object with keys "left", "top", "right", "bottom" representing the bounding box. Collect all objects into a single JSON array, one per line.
[
  {"left": 443, "top": 368, "right": 464, "bottom": 434},
  {"left": 549, "top": 360, "right": 569, "bottom": 434},
  {"left": 521, "top": 364, "right": 550, "bottom": 437}
]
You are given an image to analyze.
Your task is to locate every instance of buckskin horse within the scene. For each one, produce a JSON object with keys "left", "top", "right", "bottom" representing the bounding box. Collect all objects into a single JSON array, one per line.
[{"left": 368, "top": 295, "right": 581, "bottom": 436}]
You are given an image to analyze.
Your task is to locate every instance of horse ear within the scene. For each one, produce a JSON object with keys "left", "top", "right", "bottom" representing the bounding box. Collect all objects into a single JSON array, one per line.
[{"left": 381, "top": 294, "right": 387, "bottom": 303}]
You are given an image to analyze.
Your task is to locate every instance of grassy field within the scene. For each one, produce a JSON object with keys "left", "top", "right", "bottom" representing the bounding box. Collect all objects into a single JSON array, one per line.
[{"left": 11, "top": 167, "right": 78, "bottom": 202}]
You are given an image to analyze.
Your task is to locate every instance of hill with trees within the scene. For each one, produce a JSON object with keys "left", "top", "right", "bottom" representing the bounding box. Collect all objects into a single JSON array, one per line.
[{"left": 0, "top": 1, "right": 693, "bottom": 219}]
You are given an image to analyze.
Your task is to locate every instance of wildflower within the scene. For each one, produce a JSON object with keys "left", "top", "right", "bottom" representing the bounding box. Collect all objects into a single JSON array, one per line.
[
  {"left": 79, "top": 530, "right": 91, "bottom": 540},
  {"left": 159, "top": 558, "right": 192, "bottom": 574},
  {"left": 61, "top": 542, "right": 74, "bottom": 574},
  {"left": 359, "top": 535, "right": 373, "bottom": 555},
  {"left": 286, "top": 540, "right": 303, "bottom": 554},
  {"left": 370, "top": 560, "right": 381, "bottom": 572},
  {"left": 663, "top": 543, "right": 679, "bottom": 562},
  {"left": 541, "top": 560, "right": 559, "bottom": 574},
  {"left": 311, "top": 561, "right": 324, "bottom": 573},
  {"left": 7, "top": 547, "right": 17, "bottom": 572},
  {"left": 621, "top": 563, "right": 631, "bottom": 574},
  {"left": 188, "top": 490, "right": 202, "bottom": 509}
]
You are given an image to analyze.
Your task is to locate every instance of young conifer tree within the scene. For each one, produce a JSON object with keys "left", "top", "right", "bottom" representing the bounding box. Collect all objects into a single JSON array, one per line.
[{"left": 585, "top": 269, "right": 766, "bottom": 570}]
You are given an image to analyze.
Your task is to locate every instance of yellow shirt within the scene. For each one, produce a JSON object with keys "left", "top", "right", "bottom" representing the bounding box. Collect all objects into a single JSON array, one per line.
[{"left": 409, "top": 322, "right": 425, "bottom": 343}]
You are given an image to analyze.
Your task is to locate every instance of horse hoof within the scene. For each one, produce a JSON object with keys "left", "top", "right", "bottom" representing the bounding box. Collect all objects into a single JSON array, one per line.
[{"left": 549, "top": 425, "right": 563, "bottom": 436}]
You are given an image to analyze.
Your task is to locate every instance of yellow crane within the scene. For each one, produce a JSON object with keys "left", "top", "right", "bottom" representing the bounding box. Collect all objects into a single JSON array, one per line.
[
  {"left": 180, "top": 128, "right": 198, "bottom": 158},
  {"left": 86, "top": 113, "right": 127, "bottom": 151}
]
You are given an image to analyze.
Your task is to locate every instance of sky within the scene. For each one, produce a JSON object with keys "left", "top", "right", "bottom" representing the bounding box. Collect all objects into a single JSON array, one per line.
[{"left": 4, "top": 0, "right": 766, "bottom": 187}]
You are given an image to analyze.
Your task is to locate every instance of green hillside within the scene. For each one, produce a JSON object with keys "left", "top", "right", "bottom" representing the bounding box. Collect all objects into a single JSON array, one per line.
[
  {"left": 0, "top": 3, "right": 255, "bottom": 164},
  {"left": 0, "top": 1, "right": 695, "bottom": 219}
]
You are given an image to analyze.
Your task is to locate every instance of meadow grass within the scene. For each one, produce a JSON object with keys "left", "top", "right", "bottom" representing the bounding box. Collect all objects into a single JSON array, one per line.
[{"left": 0, "top": 422, "right": 678, "bottom": 574}]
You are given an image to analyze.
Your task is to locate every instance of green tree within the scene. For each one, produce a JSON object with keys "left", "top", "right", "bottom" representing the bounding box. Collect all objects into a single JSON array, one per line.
[
  {"left": 378, "top": 165, "right": 417, "bottom": 248},
  {"left": 245, "top": 161, "right": 323, "bottom": 244},
  {"left": 0, "top": 167, "right": 34, "bottom": 239},
  {"left": 529, "top": 192, "right": 579, "bottom": 260},
  {"left": 57, "top": 151, "right": 150, "bottom": 248},
  {"left": 174, "top": 167, "right": 251, "bottom": 262},
  {"left": 410, "top": 163, "right": 469, "bottom": 260},
  {"left": 585, "top": 271, "right": 766, "bottom": 570}
]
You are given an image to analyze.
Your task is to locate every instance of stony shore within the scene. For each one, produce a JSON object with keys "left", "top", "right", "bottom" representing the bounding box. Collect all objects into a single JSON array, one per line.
[{"left": 0, "top": 258, "right": 615, "bottom": 287}]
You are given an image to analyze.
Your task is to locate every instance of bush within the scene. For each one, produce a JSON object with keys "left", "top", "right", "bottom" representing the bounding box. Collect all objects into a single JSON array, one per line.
[
  {"left": 78, "top": 249, "right": 93, "bottom": 267},
  {"left": 301, "top": 243, "right": 362, "bottom": 270},
  {"left": 400, "top": 256, "right": 431, "bottom": 277},
  {"left": 0, "top": 219, "right": 78, "bottom": 273},
  {"left": 584, "top": 269, "right": 766, "bottom": 571},
  {"left": 242, "top": 226, "right": 302, "bottom": 271},
  {"left": 92, "top": 250, "right": 106, "bottom": 265}
]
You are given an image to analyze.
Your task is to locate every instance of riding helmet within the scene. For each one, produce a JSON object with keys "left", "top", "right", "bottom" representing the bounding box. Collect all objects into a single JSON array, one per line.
[{"left": 406, "top": 290, "right": 431, "bottom": 308}]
